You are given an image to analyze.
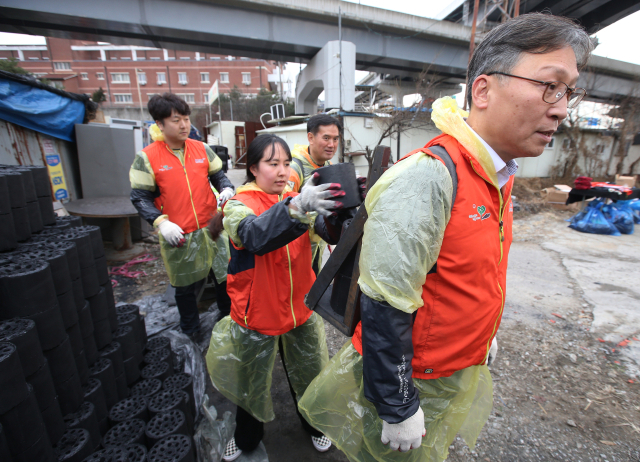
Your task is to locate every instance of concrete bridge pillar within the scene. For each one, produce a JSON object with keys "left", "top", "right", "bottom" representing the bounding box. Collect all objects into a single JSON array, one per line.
[{"left": 296, "top": 40, "right": 355, "bottom": 114}]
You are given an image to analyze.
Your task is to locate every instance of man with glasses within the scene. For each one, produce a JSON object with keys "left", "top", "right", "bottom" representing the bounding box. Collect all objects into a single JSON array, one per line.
[{"left": 299, "top": 13, "right": 592, "bottom": 461}]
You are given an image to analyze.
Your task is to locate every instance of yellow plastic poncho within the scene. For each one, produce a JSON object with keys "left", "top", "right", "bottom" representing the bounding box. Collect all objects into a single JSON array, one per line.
[
  {"left": 159, "top": 227, "right": 215, "bottom": 287},
  {"left": 205, "top": 183, "right": 328, "bottom": 421},
  {"left": 206, "top": 312, "right": 328, "bottom": 422},
  {"left": 298, "top": 97, "right": 497, "bottom": 462}
]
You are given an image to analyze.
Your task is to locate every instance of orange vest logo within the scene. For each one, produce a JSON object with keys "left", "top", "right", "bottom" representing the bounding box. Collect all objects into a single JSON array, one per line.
[{"left": 469, "top": 204, "right": 491, "bottom": 221}]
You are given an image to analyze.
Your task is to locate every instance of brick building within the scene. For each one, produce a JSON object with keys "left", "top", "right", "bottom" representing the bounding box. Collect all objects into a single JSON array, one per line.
[{"left": 0, "top": 37, "right": 280, "bottom": 108}]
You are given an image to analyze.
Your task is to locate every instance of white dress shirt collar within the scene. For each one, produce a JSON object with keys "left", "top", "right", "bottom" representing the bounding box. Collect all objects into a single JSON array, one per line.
[{"left": 465, "top": 122, "right": 518, "bottom": 188}]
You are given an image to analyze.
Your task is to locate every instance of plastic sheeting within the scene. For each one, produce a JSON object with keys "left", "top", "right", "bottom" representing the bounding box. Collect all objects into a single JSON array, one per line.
[
  {"left": 160, "top": 227, "right": 215, "bottom": 287},
  {"left": 358, "top": 150, "right": 452, "bottom": 314},
  {"left": 0, "top": 75, "right": 86, "bottom": 142},
  {"left": 194, "top": 395, "right": 235, "bottom": 462},
  {"left": 430, "top": 97, "right": 498, "bottom": 188},
  {"left": 205, "top": 313, "right": 329, "bottom": 423},
  {"left": 195, "top": 395, "right": 269, "bottom": 462},
  {"left": 157, "top": 329, "right": 209, "bottom": 420},
  {"left": 298, "top": 342, "right": 493, "bottom": 462},
  {"left": 129, "top": 295, "right": 219, "bottom": 346},
  {"left": 212, "top": 232, "right": 229, "bottom": 283}
]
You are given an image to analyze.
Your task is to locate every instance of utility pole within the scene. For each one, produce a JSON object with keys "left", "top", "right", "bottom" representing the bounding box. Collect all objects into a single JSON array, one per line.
[
  {"left": 135, "top": 68, "right": 144, "bottom": 118},
  {"left": 463, "top": 0, "right": 481, "bottom": 111},
  {"left": 339, "top": 5, "right": 343, "bottom": 111},
  {"left": 279, "top": 62, "right": 283, "bottom": 101}
]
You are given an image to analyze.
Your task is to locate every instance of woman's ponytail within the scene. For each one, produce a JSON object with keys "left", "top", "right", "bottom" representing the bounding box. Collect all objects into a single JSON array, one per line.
[{"left": 208, "top": 212, "right": 225, "bottom": 241}]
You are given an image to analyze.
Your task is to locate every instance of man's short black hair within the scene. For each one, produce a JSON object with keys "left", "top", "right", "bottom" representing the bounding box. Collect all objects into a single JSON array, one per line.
[
  {"left": 307, "top": 114, "right": 342, "bottom": 136},
  {"left": 148, "top": 93, "right": 191, "bottom": 122}
]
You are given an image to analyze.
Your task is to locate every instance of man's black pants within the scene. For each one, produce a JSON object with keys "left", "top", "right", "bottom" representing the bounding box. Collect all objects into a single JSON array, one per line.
[
  {"left": 234, "top": 337, "right": 322, "bottom": 452},
  {"left": 173, "top": 281, "right": 201, "bottom": 335},
  {"left": 174, "top": 274, "right": 231, "bottom": 335}
]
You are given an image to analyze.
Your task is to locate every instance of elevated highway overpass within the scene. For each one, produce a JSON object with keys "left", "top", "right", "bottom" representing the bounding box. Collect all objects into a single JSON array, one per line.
[{"left": 1, "top": 0, "right": 639, "bottom": 104}]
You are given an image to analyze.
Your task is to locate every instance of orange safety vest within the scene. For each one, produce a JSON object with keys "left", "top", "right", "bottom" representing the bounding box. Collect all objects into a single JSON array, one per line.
[
  {"left": 144, "top": 139, "right": 217, "bottom": 235},
  {"left": 352, "top": 133, "right": 514, "bottom": 380},
  {"left": 225, "top": 189, "right": 315, "bottom": 336}
]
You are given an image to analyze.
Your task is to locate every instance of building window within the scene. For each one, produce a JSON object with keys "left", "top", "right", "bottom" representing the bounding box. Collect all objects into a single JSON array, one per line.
[
  {"left": 200, "top": 72, "right": 209, "bottom": 83},
  {"left": 545, "top": 137, "right": 555, "bottom": 149},
  {"left": 178, "top": 72, "right": 188, "bottom": 85},
  {"left": 180, "top": 57, "right": 190, "bottom": 60},
  {"left": 157, "top": 72, "right": 167, "bottom": 85},
  {"left": 53, "top": 62, "right": 71, "bottom": 70},
  {"left": 176, "top": 93, "right": 195, "bottom": 104},
  {"left": 220, "top": 72, "right": 229, "bottom": 83},
  {"left": 203, "top": 93, "right": 209, "bottom": 104},
  {"left": 80, "top": 73, "right": 88, "bottom": 80},
  {"left": 210, "top": 56, "right": 220, "bottom": 60},
  {"left": 147, "top": 93, "right": 156, "bottom": 100},
  {"left": 114, "top": 94, "right": 132, "bottom": 103},
  {"left": 150, "top": 57, "right": 160, "bottom": 60},
  {"left": 596, "top": 144, "right": 605, "bottom": 154},
  {"left": 242, "top": 72, "right": 251, "bottom": 85},
  {"left": 137, "top": 72, "right": 147, "bottom": 85},
  {"left": 28, "top": 57, "right": 39, "bottom": 60},
  {"left": 96, "top": 72, "right": 104, "bottom": 80},
  {"left": 111, "top": 72, "right": 130, "bottom": 83}
]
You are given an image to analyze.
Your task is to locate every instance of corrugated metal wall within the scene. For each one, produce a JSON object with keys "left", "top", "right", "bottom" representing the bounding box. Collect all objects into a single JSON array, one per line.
[{"left": 0, "top": 119, "right": 81, "bottom": 200}]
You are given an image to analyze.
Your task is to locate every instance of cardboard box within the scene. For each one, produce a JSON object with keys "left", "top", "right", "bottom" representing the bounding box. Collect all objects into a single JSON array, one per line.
[
  {"left": 541, "top": 186, "right": 578, "bottom": 210},
  {"left": 615, "top": 174, "right": 637, "bottom": 188}
]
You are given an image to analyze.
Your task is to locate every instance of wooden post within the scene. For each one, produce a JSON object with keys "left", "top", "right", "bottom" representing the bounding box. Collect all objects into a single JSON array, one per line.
[{"left": 514, "top": 0, "right": 520, "bottom": 17}]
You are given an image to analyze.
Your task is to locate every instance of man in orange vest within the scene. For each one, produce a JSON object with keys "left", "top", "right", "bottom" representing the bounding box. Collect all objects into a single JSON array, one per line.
[
  {"left": 288, "top": 114, "right": 366, "bottom": 273},
  {"left": 130, "top": 93, "right": 234, "bottom": 338},
  {"left": 299, "top": 14, "right": 592, "bottom": 461}
]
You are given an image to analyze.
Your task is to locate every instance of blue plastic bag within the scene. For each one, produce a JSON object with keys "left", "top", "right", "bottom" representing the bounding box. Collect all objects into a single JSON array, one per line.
[
  {"left": 569, "top": 202, "right": 621, "bottom": 235},
  {"left": 602, "top": 202, "right": 634, "bottom": 234},
  {"left": 621, "top": 199, "right": 640, "bottom": 224}
]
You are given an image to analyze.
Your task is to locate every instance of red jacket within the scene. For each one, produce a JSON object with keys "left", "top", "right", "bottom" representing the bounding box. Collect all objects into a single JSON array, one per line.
[
  {"left": 225, "top": 189, "right": 315, "bottom": 336},
  {"left": 144, "top": 139, "right": 217, "bottom": 234},
  {"left": 353, "top": 134, "right": 514, "bottom": 379}
]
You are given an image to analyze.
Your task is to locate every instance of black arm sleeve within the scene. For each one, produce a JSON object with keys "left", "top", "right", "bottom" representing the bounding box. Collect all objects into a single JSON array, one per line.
[
  {"left": 237, "top": 199, "right": 308, "bottom": 256},
  {"left": 209, "top": 170, "right": 234, "bottom": 193},
  {"left": 130, "top": 188, "right": 161, "bottom": 226},
  {"left": 313, "top": 206, "right": 357, "bottom": 244},
  {"left": 361, "top": 292, "right": 420, "bottom": 424}
]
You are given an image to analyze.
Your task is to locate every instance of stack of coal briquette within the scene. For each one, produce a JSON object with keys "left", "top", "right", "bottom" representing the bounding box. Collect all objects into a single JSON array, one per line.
[{"left": 0, "top": 163, "right": 168, "bottom": 461}]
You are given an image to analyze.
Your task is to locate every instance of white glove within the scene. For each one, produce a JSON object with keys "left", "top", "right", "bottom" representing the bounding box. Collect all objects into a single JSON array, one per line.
[
  {"left": 157, "top": 220, "right": 185, "bottom": 247},
  {"left": 381, "top": 407, "right": 425, "bottom": 452},
  {"left": 487, "top": 337, "right": 498, "bottom": 366},
  {"left": 290, "top": 174, "right": 344, "bottom": 217},
  {"left": 217, "top": 187, "right": 234, "bottom": 207}
]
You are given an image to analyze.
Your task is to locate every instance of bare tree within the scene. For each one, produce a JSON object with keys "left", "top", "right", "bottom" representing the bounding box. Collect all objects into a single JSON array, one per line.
[{"left": 607, "top": 95, "right": 640, "bottom": 176}]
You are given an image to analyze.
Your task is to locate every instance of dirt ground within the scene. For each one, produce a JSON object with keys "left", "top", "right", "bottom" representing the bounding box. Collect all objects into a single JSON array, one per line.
[{"left": 110, "top": 186, "right": 640, "bottom": 462}]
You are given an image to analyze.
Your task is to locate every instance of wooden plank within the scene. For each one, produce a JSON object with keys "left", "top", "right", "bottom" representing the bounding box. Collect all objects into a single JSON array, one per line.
[
  {"left": 305, "top": 146, "right": 391, "bottom": 331},
  {"left": 305, "top": 207, "right": 367, "bottom": 309}
]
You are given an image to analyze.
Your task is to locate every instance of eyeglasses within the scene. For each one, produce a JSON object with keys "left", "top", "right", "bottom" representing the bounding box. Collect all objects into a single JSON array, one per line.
[{"left": 486, "top": 72, "right": 587, "bottom": 109}]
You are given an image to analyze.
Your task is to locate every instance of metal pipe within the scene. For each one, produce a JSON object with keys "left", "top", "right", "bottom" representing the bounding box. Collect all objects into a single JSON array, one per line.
[{"left": 514, "top": 0, "right": 520, "bottom": 17}]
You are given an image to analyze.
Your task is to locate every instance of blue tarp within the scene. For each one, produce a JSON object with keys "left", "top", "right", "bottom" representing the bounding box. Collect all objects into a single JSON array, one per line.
[{"left": 0, "top": 76, "right": 86, "bottom": 142}]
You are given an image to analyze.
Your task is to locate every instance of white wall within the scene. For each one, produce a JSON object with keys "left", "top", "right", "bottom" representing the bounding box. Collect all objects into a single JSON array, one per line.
[
  {"left": 207, "top": 121, "right": 244, "bottom": 153},
  {"left": 342, "top": 115, "right": 440, "bottom": 171}
]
